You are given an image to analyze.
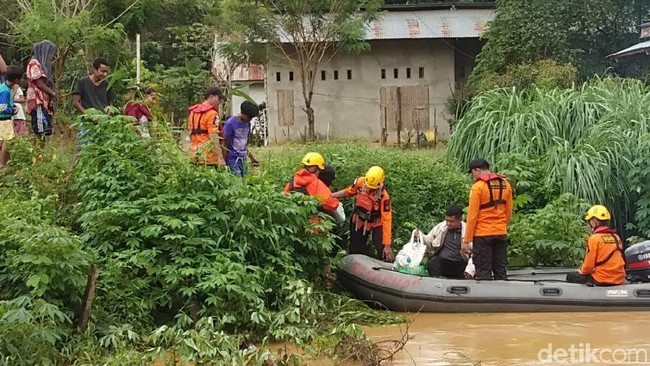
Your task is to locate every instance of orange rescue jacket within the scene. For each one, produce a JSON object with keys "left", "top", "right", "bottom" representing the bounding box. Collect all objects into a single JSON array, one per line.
[
  {"left": 188, "top": 102, "right": 222, "bottom": 165},
  {"left": 465, "top": 173, "right": 513, "bottom": 243},
  {"left": 344, "top": 177, "right": 392, "bottom": 246},
  {"left": 580, "top": 226, "right": 626, "bottom": 285},
  {"left": 283, "top": 169, "right": 340, "bottom": 212}
]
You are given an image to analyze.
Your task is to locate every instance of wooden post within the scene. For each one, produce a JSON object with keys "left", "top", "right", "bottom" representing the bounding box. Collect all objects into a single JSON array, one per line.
[
  {"left": 396, "top": 87, "right": 402, "bottom": 146},
  {"left": 75, "top": 265, "right": 100, "bottom": 333},
  {"left": 433, "top": 107, "right": 438, "bottom": 148},
  {"left": 381, "top": 106, "right": 387, "bottom": 146}
]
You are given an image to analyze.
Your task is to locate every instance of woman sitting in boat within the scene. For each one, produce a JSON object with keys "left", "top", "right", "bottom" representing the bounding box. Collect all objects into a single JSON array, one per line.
[
  {"left": 566, "top": 205, "right": 625, "bottom": 286},
  {"left": 413, "top": 204, "right": 476, "bottom": 279}
]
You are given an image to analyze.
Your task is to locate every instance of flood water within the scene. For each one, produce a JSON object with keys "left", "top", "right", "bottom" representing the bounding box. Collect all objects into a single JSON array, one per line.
[{"left": 363, "top": 312, "right": 650, "bottom": 365}]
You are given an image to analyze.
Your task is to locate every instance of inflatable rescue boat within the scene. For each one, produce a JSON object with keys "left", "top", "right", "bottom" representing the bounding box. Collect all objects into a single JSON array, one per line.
[{"left": 339, "top": 251, "right": 650, "bottom": 313}]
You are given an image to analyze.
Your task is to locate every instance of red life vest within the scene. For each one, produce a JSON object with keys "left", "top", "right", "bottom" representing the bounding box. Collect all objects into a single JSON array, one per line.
[
  {"left": 354, "top": 185, "right": 383, "bottom": 223},
  {"left": 476, "top": 173, "right": 508, "bottom": 210},
  {"left": 593, "top": 226, "right": 626, "bottom": 268}
]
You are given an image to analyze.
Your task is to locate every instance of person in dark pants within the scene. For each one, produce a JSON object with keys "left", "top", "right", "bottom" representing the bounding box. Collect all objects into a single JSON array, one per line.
[
  {"left": 463, "top": 158, "right": 513, "bottom": 280},
  {"left": 414, "top": 205, "right": 475, "bottom": 279},
  {"left": 333, "top": 166, "right": 394, "bottom": 262}
]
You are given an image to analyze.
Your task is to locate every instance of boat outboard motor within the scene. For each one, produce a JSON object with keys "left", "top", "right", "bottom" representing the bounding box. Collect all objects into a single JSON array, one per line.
[{"left": 625, "top": 240, "right": 650, "bottom": 283}]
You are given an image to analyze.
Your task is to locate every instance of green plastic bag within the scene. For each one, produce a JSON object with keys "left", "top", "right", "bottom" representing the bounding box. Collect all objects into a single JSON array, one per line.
[{"left": 396, "top": 264, "right": 428, "bottom": 276}]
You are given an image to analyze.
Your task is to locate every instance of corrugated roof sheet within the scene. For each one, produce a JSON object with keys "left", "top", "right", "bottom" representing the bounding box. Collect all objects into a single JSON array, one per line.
[
  {"left": 366, "top": 8, "right": 495, "bottom": 40},
  {"left": 608, "top": 40, "right": 650, "bottom": 60}
]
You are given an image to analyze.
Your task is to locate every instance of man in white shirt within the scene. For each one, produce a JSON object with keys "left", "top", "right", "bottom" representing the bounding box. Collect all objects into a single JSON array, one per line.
[{"left": 413, "top": 205, "right": 475, "bottom": 279}]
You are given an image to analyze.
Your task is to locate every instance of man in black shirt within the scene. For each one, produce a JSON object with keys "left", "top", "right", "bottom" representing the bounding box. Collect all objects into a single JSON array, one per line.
[{"left": 73, "top": 57, "right": 114, "bottom": 114}]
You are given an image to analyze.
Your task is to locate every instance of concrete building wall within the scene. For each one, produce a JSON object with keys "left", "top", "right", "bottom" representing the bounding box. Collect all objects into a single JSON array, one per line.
[
  {"left": 231, "top": 82, "right": 266, "bottom": 116},
  {"left": 266, "top": 39, "right": 455, "bottom": 143}
]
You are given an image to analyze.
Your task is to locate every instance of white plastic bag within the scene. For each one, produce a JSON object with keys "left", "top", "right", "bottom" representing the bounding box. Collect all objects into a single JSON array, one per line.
[
  {"left": 329, "top": 202, "right": 346, "bottom": 223},
  {"left": 393, "top": 231, "right": 426, "bottom": 269}
]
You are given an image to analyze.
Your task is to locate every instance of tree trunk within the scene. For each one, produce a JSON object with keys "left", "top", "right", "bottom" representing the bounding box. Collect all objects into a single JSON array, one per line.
[
  {"left": 54, "top": 45, "right": 70, "bottom": 93},
  {"left": 305, "top": 100, "right": 315, "bottom": 141},
  {"left": 299, "top": 64, "right": 317, "bottom": 141},
  {"left": 75, "top": 265, "right": 100, "bottom": 333}
]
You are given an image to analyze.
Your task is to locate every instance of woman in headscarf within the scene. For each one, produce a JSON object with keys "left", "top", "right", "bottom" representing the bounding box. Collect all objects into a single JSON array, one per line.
[{"left": 26, "top": 40, "right": 57, "bottom": 140}]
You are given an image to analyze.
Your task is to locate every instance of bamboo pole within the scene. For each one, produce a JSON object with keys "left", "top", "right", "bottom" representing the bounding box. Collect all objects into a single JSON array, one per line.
[{"left": 136, "top": 34, "right": 141, "bottom": 85}]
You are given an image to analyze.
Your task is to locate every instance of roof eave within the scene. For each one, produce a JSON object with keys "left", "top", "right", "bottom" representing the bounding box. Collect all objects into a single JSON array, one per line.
[{"left": 381, "top": 2, "right": 496, "bottom": 11}]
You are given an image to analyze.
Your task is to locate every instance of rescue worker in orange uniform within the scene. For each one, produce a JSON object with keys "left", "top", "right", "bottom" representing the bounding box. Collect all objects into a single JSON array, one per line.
[
  {"left": 566, "top": 205, "right": 625, "bottom": 286},
  {"left": 332, "top": 166, "right": 394, "bottom": 262},
  {"left": 463, "top": 158, "right": 513, "bottom": 280},
  {"left": 188, "top": 86, "right": 227, "bottom": 167},
  {"left": 284, "top": 152, "right": 344, "bottom": 224}
]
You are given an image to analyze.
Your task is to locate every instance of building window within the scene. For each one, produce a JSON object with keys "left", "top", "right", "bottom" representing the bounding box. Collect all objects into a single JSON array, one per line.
[
  {"left": 334, "top": 70, "right": 339, "bottom": 80},
  {"left": 289, "top": 71, "right": 294, "bottom": 81},
  {"left": 406, "top": 68, "right": 411, "bottom": 79},
  {"left": 393, "top": 68, "right": 399, "bottom": 79},
  {"left": 276, "top": 72, "right": 281, "bottom": 82},
  {"left": 347, "top": 69, "right": 352, "bottom": 80},
  {"left": 321, "top": 70, "right": 326, "bottom": 81},
  {"left": 419, "top": 67, "right": 425, "bottom": 78},
  {"left": 381, "top": 69, "right": 386, "bottom": 79}
]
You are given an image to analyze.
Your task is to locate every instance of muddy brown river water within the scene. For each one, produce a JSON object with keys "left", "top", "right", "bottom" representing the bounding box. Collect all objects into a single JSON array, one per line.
[{"left": 363, "top": 312, "right": 650, "bottom": 365}]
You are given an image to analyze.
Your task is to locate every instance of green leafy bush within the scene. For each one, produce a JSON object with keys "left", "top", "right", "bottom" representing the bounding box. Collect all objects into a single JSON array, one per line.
[
  {"left": 0, "top": 189, "right": 92, "bottom": 365},
  {"left": 0, "top": 112, "right": 404, "bottom": 364},
  {"left": 508, "top": 194, "right": 590, "bottom": 267},
  {"left": 478, "top": 59, "right": 577, "bottom": 93},
  {"left": 72, "top": 111, "right": 347, "bottom": 339},
  {"left": 1, "top": 137, "right": 77, "bottom": 227},
  {"left": 0, "top": 296, "right": 72, "bottom": 365},
  {"left": 151, "top": 58, "right": 212, "bottom": 125}
]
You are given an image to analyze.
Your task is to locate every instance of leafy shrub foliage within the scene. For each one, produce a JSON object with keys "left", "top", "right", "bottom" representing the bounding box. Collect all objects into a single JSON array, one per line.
[
  {"left": 508, "top": 194, "right": 590, "bottom": 267},
  {"left": 0, "top": 175, "right": 92, "bottom": 365},
  {"left": 72, "top": 110, "right": 337, "bottom": 327},
  {"left": 0, "top": 113, "right": 403, "bottom": 364},
  {"left": 478, "top": 59, "right": 578, "bottom": 92}
]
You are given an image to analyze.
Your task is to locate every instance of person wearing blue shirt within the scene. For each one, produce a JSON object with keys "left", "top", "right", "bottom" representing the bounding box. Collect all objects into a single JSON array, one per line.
[
  {"left": 0, "top": 65, "right": 24, "bottom": 169},
  {"left": 222, "top": 101, "right": 260, "bottom": 177}
]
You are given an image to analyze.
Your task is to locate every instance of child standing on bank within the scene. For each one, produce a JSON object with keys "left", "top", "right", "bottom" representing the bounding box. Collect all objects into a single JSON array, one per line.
[
  {"left": 0, "top": 66, "right": 25, "bottom": 168},
  {"left": 12, "top": 83, "right": 28, "bottom": 136}
]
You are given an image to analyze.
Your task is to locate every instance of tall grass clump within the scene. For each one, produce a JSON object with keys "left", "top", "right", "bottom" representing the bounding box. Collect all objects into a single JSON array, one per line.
[{"left": 448, "top": 77, "right": 650, "bottom": 237}]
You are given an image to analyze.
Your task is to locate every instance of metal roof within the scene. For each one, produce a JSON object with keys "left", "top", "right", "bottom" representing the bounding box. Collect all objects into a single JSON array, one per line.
[
  {"left": 382, "top": 2, "right": 495, "bottom": 11},
  {"left": 607, "top": 40, "right": 650, "bottom": 60},
  {"left": 366, "top": 8, "right": 495, "bottom": 40}
]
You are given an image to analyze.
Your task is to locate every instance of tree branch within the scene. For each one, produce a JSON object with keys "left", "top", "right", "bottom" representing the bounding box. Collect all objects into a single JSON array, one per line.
[{"left": 104, "top": 0, "right": 142, "bottom": 28}]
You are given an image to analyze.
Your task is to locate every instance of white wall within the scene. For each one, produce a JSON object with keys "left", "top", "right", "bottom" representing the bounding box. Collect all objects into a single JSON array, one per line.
[
  {"left": 232, "top": 82, "right": 266, "bottom": 114},
  {"left": 266, "top": 39, "right": 456, "bottom": 142},
  {"left": 230, "top": 82, "right": 265, "bottom": 116}
]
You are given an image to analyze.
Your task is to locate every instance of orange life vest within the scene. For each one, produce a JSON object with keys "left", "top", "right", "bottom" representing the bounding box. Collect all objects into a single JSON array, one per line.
[
  {"left": 354, "top": 185, "right": 383, "bottom": 224},
  {"left": 476, "top": 173, "right": 508, "bottom": 210}
]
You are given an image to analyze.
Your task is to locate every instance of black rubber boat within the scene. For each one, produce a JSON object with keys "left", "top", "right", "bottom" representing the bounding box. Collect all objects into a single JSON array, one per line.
[{"left": 339, "top": 254, "right": 650, "bottom": 312}]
